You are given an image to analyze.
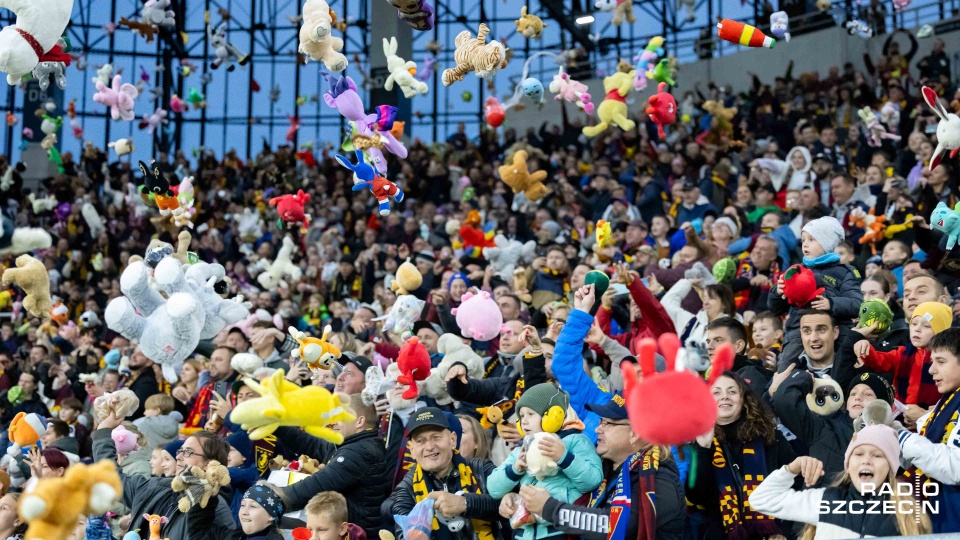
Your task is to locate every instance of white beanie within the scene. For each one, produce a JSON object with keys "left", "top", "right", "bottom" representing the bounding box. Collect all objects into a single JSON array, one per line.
[
  {"left": 713, "top": 216, "right": 740, "bottom": 239},
  {"left": 802, "top": 216, "right": 845, "bottom": 254}
]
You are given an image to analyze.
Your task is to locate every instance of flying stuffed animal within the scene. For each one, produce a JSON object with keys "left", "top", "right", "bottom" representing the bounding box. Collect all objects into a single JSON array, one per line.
[
  {"left": 374, "top": 295, "right": 425, "bottom": 339},
  {"left": 19, "top": 460, "right": 122, "bottom": 540},
  {"left": 299, "top": 0, "right": 347, "bottom": 71},
  {"left": 770, "top": 11, "right": 791, "bottom": 42},
  {"left": 108, "top": 138, "right": 135, "bottom": 156},
  {"left": 594, "top": 0, "right": 635, "bottom": 26},
  {"left": 257, "top": 235, "right": 302, "bottom": 289},
  {"left": 922, "top": 86, "right": 960, "bottom": 171},
  {"left": 2, "top": 255, "right": 52, "bottom": 317},
  {"left": 457, "top": 210, "right": 496, "bottom": 257},
  {"left": 269, "top": 189, "right": 311, "bottom": 229},
  {"left": 646, "top": 82, "right": 676, "bottom": 139},
  {"left": 397, "top": 337, "right": 431, "bottom": 399},
  {"left": 139, "top": 107, "right": 168, "bottom": 135},
  {"left": 646, "top": 58, "right": 676, "bottom": 86},
  {"left": 323, "top": 74, "right": 407, "bottom": 175},
  {"left": 138, "top": 161, "right": 179, "bottom": 216},
  {"left": 208, "top": 21, "right": 249, "bottom": 72},
  {"left": 383, "top": 37, "right": 427, "bottom": 98},
  {"left": 230, "top": 369, "right": 356, "bottom": 442},
  {"left": 582, "top": 62, "right": 634, "bottom": 137},
  {"left": 548, "top": 67, "right": 593, "bottom": 114},
  {"left": 498, "top": 149, "right": 547, "bottom": 202},
  {"left": 452, "top": 290, "right": 503, "bottom": 341},
  {"left": 857, "top": 107, "right": 901, "bottom": 148},
  {"left": 335, "top": 150, "right": 404, "bottom": 216},
  {"left": 441, "top": 24, "right": 507, "bottom": 86},
  {"left": 483, "top": 235, "right": 536, "bottom": 282},
  {"left": 848, "top": 207, "right": 886, "bottom": 255},
  {"left": 780, "top": 264, "right": 824, "bottom": 307},
  {"left": 289, "top": 325, "right": 341, "bottom": 369},
  {"left": 515, "top": 6, "right": 546, "bottom": 38},
  {"left": 93, "top": 74, "right": 139, "bottom": 121},
  {"left": 484, "top": 96, "right": 505, "bottom": 128},
  {"left": 0, "top": 0, "right": 74, "bottom": 87},
  {"left": 391, "top": 258, "right": 423, "bottom": 295},
  {"left": 388, "top": 0, "right": 434, "bottom": 31}
]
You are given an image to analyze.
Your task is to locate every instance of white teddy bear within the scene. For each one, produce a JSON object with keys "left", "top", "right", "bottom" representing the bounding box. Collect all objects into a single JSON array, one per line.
[
  {"left": 299, "top": 0, "right": 347, "bottom": 72},
  {"left": 524, "top": 432, "right": 562, "bottom": 479},
  {"left": 420, "top": 334, "right": 486, "bottom": 405},
  {"left": 257, "top": 236, "right": 302, "bottom": 290}
]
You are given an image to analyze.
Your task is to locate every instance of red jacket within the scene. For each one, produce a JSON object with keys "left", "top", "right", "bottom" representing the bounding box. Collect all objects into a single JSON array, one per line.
[
  {"left": 863, "top": 345, "right": 941, "bottom": 409},
  {"left": 595, "top": 278, "right": 675, "bottom": 355}
]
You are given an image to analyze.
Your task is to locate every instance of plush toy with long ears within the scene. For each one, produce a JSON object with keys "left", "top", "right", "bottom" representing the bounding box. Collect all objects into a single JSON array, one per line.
[
  {"left": 2, "top": 255, "right": 51, "bottom": 317},
  {"left": 0, "top": 0, "right": 75, "bottom": 87},
  {"left": 922, "top": 86, "right": 960, "bottom": 171},
  {"left": 20, "top": 460, "right": 122, "bottom": 540},
  {"left": 94, "top": 74, "right": 139, "bottom": 121},
  {"left": 335, "top": 150, "right": 404, "bottom": 216},
  {"left": 289, "top": 325, "right": 341, "bottom": 369},
  {"left": 781, "top": 264, "right": 824, "bottom": 307},
  {"left": 548, "top": 67, "right": 593, "bottom": 114},
  {"left": 207, "top": 21, "right": 248, "bottom": 72},
  {"left": 257, "top": 235, "right": 302, "bottom": 289},
  {"left": 441, "top": 24, "right": 507, "bottom": 86},
  {"left": 397, "top": 337, "right": 431, "bottom": 399},
  {"left": 646, "top": 82, "right": 676, "bottom": 139},
  {"left": 498, "top": 149, "right": 547, "bottom": 203},
  {"left": 931, "top": 201, "right": 960, "bottom": 250},
  {"left": 622, "top": 333, "right": 734, "bottom": 445},
  {"left": 323, "top": 74, "right": 407, "bottom": 175},
  {"left": 582, "top": 62, "right": 635, "bottom": 137},
  {"left": 269, "top": 189, "right": 311, "bottom": 229},
  {"left": 230, "top": 369, "right": 356, "bottom": 442},
  {"left": 170, "top": 176, "right": 196, "bottom": 228},
  {"left": 383, "top": 37, "right": 427, "bottom": 98},
  {"left": 138, "top": 161, "right": 179, "bottom": 216},
  {"left": 594, "top": 0, "right": 635, "bottom": 26}
]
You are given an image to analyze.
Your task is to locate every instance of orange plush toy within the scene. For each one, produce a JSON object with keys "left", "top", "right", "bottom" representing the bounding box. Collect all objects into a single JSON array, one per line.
[
  {"left": 458, "top": 210, "right": 496, "bottom": 257},
  {"left": 623, "top": 334, "right": 733, "bottom": 445},
  {"left": 849, "top": 208, "right": 887, "bottom": 255},
  {"left": 20, "top": 460, "right": 123, "bottom": 540},
  {"left": 397, "top": 337, "right": 431, "bottom": 399},
  {"left": 781, "top": 264, "right": 824, "bottom": 307}
]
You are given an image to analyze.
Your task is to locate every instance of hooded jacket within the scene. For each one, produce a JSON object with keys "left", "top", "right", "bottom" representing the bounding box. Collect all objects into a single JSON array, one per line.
[
  {"left": 756, "top": 146, "right": 814, "bottom": 192},
  {"left": 120, "top": 445, "right": 154, "bottom": 478},
  {"left": 134, "top": 412, "right": 182, "bottom": 450}
]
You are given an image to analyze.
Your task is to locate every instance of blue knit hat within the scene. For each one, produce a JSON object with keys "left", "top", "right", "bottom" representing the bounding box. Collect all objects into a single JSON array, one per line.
[
  {"left": 447, "top": 272, "right": 470, "bottom": 291},
  {"left": 226, "top": 431, "right": 253, "bottom": 465},
  {"left": 163, "top": 439, "right": 184, "bottom": 458},
  {"left": 244, "top": 484, "right": 285, "bottom": 520}
]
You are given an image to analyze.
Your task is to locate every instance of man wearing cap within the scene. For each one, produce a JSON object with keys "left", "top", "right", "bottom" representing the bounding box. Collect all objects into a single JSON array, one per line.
[
  {"left": 676, "top": 180, "right": 717, "bottom": 225},
  {"left": 516, "top": 394, "right": 685, "bottom": 540},
  {"left": 812, "top": 127, "right": 847, "bottom": 170},
  {"left": 413, "top": 321, "right": 444, "bottom": 367},
  {"left": 392, "top": 407, "right": 504, "bottom": 540},
  {"left": 810, "top": 152, "right": 836, "bottom": 207},
  {"left": 336, "top": 355, "right": 372, "bottom": 395}
]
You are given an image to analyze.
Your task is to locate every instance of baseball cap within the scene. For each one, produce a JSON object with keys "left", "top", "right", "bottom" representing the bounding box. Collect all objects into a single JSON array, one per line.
[
  {"left": 680, "top": 179, "right": 698, "bottom": 191},
  {"left": 341, "top": 355, "right": 373, "bottom": 375},
  {"left": 585, "top": 393, "right": 628, "bottom": 420},
  {"left": 813, "top": 152, "right": 834, "bottom": 165},
  {"left": 405, "top": 407, "right": 451, "bottom": 437},
  {"left": 412, "top": 320, "right": 442, "bottom": 338}
]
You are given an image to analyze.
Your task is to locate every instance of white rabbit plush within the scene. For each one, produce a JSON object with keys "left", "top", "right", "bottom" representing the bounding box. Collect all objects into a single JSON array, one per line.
[
  {"left": 922, "top": 86, "right": 960, "bottom": 171},
  {"left": 383, "top": 37, "right": 428, "bottom": 98}
]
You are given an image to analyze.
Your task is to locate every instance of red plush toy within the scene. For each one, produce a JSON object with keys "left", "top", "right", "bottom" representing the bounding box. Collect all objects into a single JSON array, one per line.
[
  {"left": 781, "top": 264, "right": 824, "bottom": 307},
  {"left": 645, "top": 82, "right": 676, "bottom": 139},
  {"left": 622, "top": 333, "right": 733, "bottom": 446},
  {"left": 485, "top": 97, "right": 506, "bottom": 128},
  {"left": 269, "top": 190, "right": 311, "bottom": 229},
  {"left": 459, "top": 210, "right": 496, "bottom": 257},
  {"left": 397, "top": 337, "right": 431, "bottom": 399}
]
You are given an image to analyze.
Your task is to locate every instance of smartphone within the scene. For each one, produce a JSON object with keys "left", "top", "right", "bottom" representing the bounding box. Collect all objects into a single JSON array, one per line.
[
  {"left": 213, "top": 381, "right": 230, "bottom": 399},
  {"left": 925, "top": 123, "right": 937, "bottom": 134},
  {"left": 612, "top": 283, "right": 630, "bottom": 296}
]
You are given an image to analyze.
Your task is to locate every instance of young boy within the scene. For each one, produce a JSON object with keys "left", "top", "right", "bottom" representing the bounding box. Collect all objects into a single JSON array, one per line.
[
  {"left": 304, "top": 491, "right": 366, "bottom": 540},
  {"left": 881, "top": 239, "right": 911, "bottom": 293},
  {"left": 834, "top": 241, "right": 855, "bottom": 265},
  {"left": 750, "top": 311, "right": 784, "bottom": 370},
  {"left": 58, "top": 397, "right": 88, "bottom": 452},
  {"left": 487, "top": 383, "right": 603, "bottom": 540},
  {"left": 133, "top": 394, "right": 181, "bottom": 449},
  {"left": 897, "top": 327, "right": 960, "bottom": 533},
  {"left": 852, "top": 302, "right": 951, "bottom": 423},
  {"left": 526, "top": 245, "right": 570, "bottom": 310},
  {"left": 770, "top": 216, "right": 862, "bottom": 368}
]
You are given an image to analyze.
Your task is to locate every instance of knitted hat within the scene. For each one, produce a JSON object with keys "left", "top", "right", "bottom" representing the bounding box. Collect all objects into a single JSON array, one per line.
[
  {"left": 447, "top": 272, "right": 470, "bottom": 291},
  {"left": 847, "top": 372, "right": 895, "bottom": 405},
  {"left": 516, "top": 383, "right": 569, "bottom": 417},
  {"left": 713, "top": 216, "right": 740, "bottom": 239},
  {"left": 162, "top": 439, "right": 184, "bottom": 459},
  {"left": 226, "top": 430, "right": 253, "bottom": 465},
  {"left": 244, "top": 484, "right": 285, "bottom": 520},
  {"left": 802, "top": 216, "right": 845, "bottom": 254},
  {"left": 912, "top": 302, "right": 953, "bottom": 334},
  {"left": 844, "top": 424, "right": 900, "bottom": 476}
]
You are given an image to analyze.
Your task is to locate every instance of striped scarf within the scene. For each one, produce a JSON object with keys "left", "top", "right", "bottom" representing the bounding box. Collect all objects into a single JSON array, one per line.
[
  {"left": 587, "top": 447, "right": 660, "bottom": 540},
  {"left": 712, "top": 438, "right": 780, "bottom": 540},
  {"left": 411, "top": 454, "right": 495, "bottom": 540}
]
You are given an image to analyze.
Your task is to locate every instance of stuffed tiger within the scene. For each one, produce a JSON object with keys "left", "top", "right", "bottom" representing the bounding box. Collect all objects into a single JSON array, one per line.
[{"left": 441, "top": 23, "right": 507, "bottom": 86}]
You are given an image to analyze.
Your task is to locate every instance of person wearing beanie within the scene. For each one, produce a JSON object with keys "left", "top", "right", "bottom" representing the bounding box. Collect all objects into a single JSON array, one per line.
[
  {"left": 487, "top": 383, "right": 602, "bottom": 540},
  {"left": 770, "top": 366, "right": 897, "bottom": 484},
  {"left": 446, "top": 272, "right": 470, "bottom": 305},
  {"left": 224, "top": 430, "right": 261, "bottom": 524},
  {"left": 187, "top": 482, "right": 286, "bottom": 540},
  {"left": 897, "top": 327, "right": 960, "bottom": 533},
  {"left": 770, "top": 215, "right": 862, "bottom": 368},
  {"left": 750, "top": 425, "right": 931, "bottom": 538},
  {"left": 852, "top": 301, "right": 952, "bottom": 418},
  {"left": 159, "top": 439, "right": 184, "bottom": 477}
]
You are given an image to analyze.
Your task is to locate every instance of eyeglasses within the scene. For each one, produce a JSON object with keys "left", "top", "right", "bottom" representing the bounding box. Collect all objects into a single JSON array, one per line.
[
  {"left": 598, "top": 419, "right": 631, "bottom": 428},
  {"left": 177, "top": 448, "right": 204, "bottom": 459}
]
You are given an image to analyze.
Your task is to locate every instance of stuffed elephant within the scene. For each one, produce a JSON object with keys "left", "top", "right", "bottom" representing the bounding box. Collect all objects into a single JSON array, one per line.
[
  {"left": 105, "top": 257, "right": 205, "bottom": 382},
  {"left": 483, "top": 234, "right": 536, "bottom": 282}
]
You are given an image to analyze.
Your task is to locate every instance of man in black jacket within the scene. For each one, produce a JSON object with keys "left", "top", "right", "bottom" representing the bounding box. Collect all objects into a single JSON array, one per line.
[
  {"left": 278, "top": 394, "right": 387, "bottom": 538},
  {"left": 519, "top": 395, "right": 685, "bottom": 540},
  {"left": 126, "top": 348, "right": 159, "bottom": 419},
  {"left": 391, "top": 407, "right": 504, "bottom": 540}
]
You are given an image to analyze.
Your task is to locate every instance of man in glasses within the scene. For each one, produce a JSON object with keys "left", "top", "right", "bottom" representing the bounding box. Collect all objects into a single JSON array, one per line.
[{"left": 515, "top": 394, "right": 686, "bottom": 540}]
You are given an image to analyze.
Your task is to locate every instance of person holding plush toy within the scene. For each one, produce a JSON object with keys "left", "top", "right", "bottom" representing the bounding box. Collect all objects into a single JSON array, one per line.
[
  {"left": 188, "top": 482, "right": 287, "bottom": 540},
  {"left": 770, "top": 217, "right": 863, "bottom": 369}
]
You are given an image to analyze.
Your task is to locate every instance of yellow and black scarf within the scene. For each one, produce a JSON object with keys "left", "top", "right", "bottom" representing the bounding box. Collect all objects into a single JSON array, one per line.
[
  {"left": 712, "top": 438, "right": 780, "bottom": 540},
  {"left": 411, "top": 454, "right": 495, "bottom": 540}
]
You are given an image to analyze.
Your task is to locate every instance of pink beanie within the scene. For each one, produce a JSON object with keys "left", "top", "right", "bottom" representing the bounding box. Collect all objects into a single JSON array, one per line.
[{"left": 844, "top": 425, "right": 900, "bottom": 475}]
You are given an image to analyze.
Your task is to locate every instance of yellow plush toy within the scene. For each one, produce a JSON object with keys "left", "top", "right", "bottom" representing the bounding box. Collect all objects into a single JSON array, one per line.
[
  {"left": 1, "top": 255, "right": 51, "bottom": 319},
  {"left": 20, "top": 460, "right": 122, "bottom": 540},
  {"left": 230, "top": 369, "right": 356, "bottom": 443},
  {"left": 392, "top": 258, "right": 423, "bottom": 295},
  {"left": 515, "top": 6, "right": 546, "bottom": 39},
  {"left": 499, "top": 150, "right": 548, "bottom": 202},
  {"left": 288, "top": 325, "right": 342, "bottom": 370},
  {"left": 582, "top": 62, "right": 636, "bottom": 137}
]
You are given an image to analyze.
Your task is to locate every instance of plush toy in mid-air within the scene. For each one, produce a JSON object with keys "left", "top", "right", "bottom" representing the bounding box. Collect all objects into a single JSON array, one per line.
[
  {"left": 632, "top": 36, "right": 664, "bottom": 91},
  {"left": 0, "top": 0, "right": 75, "bottom": 87},
  {"left": 335, "top": 150, "right": 404, "bottom": 216},
  {"left": 93, "top": 74, "right": 139, "bottom": 121},
  {"left": 108, "top": 138, "right": 135, "bottom": 156},
  {"left": 848, "top": 207, "right": 887, "bottom": 255},
  {"left": 805, "top": 376, "right": 843, "bottom": 416},
  {"left": 857, "top": 299, "right": 893, "bottom": 335},
  {"left": 207, "top": 21, "right": 249, "bottom": 72},
  {"left": 646, "top": 82, "right": 676, "bottom": 139},
  {"left": 484, "top": 96, "right": 506, "bottom": 128},
  {"left": 452, "top": 290, "right": 504, "bottom": 341},
  {"left": 548, "top": 67, "right": 593, "bottom": 114},
  {"left": 712, "top": 258, "right": 737, "bottom": 284},
  {"left": 857, "top": 107, "right": 901, "bottom": 148},
  {"left": 717, "top": 19, "right": 775, "bottom": 48},
  {"left": 515, "top": 6, "right": 546, "bottom": 38},
  {"left": 387, "top": 0, "right": 434, "bottom": 31},
  {"left": 269, "top": 189, "right": 311, "bottom": 229},
  {"left": 171, "top": 461, "right": 230, "bottom": 512},
  {"left": 383, "top": 37, "right": 427, "bottom": 98},
  {"left": 2, "top": 255, "right": 51, "bottom": 318},
  {"left": 19, "top": 460, "right": 122, "bottom": 540},
  {"left": 594, "top": 0, "right": 635, "bottom": 26},
  {"left": 180, "top": 262, "right": 250, "bottom": 339},
  {"left": 391, "top": 258, "right": 423, "bottom": 295},
  {"left": 421, "top": 334, "right": 485, "bottom": 405},
  {"left": 781, "top": 264, "right": 824, "bottom": 307},
  {"left": 932, "top": 201, "right": 960, "bottom": 249},
  {"left": 483, "top": 235, "right": 536, "bottom": 282},
  {"left": 230, "top": 369, "right": 356, "bottom": 442},
  {"left": 498, "top": 149, "right": 547, "bottom": 203},
  {"left": 139, "top": 107, "right": 168, "bottom": 135},
  {"left": 623, "top": 334, "right": 734, "bottom": 445},
  {"left": 374, "top": 295, "right": 425, "bottom": 339},
  {"left": 289, "top": 325, "right": 342, "bottom": 369},
  {"left": 441, "top": 24, "right": 507, "bottom": 86},
  {"left": 646, "top": 58, "right": 676, "bottom": 86},
  {"left": 397, "top": 336, "right": 431, "bottom": 399},
  {"left": 299, "top": 0, "right": 347, "bottom": 72},
  {"left": 582, "top": 63, "right": 635, "bottom": 137},
  {"left": 770, "top": 11, "right": 791, "bottom": 42},
  {"left": 922, "top": 86, "right": 960, "bottom": 171},
  {"left": 457, "top": 210, "right": 496, "bottom": 257},
  {"left": 257, "top": 236, "right": 302, "bottom": 289},
  {"left": 323, "top": 75, "right": 407, "bottom": 175}
]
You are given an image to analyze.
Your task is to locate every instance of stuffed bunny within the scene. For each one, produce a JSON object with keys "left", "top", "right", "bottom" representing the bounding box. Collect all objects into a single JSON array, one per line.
[
  {"left": 922, "top": 86, "right": 960, "bottom": 171},
  {"left": 334, "top": 150, "right": 404, "bottom": 216},
  {"left": 383, "top": 37, "right": 427, "bottom": 98}
]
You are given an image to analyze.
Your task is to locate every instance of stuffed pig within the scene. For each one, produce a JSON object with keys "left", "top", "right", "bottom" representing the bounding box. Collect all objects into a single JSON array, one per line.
[{"left": 452, "top": 290, "right": 504, "bottom": 341}]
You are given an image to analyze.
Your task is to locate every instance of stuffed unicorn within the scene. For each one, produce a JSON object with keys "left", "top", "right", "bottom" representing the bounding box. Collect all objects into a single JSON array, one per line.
[
  {"left": 0, "top": 0, "right": 75, "bottom": 86},
  {"left": 857, "top": 107, "right": 900, "bottom": 148},
  {"left": 548, "top": 67, "right": 594, "bottom": 114}
]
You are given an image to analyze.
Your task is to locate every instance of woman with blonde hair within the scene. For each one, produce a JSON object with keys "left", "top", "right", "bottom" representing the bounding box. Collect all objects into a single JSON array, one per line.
[
  {"left": 456, "top": 414, "right": 491, "bottom": 460},
  {"left": 750, "top": 424, "right": 932, "bottom": 539},
  {"left": 172, "top": 359, "right": 203, "bottom": 405}
]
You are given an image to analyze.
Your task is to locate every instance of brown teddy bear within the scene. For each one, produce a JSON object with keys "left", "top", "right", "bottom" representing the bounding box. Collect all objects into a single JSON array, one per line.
[
  {"left": 2, "top": 255, "right": 51, "bottom": 319},
  {"left": 498, "top": 150, "right": 547, "bottom": 203},
  {"left": 171, "top": 460, "right": 230, "bottom": 512},
  {"left": 20, "top": 460, "right": 123, "bottom": 540}
]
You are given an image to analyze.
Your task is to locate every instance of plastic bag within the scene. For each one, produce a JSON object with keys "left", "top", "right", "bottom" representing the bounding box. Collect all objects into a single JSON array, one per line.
[
  {"left": 510, "top": 498, "right": 537, "bottom": 529},
  {"left": 395, "top": 498, "right": 435, "bottom": 540}
]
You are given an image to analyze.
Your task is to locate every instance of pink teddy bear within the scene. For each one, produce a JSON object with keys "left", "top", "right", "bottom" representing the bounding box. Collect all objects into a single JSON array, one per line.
[
  {"left": 451, "top": 290, "right": 505, "bottom": 342},
  {"left": 93, "top": 75, "right": 139, "bottom": 121},
  {"left": 111, "top": 425, "right": 140, "bottom": 457},
  {"left": 548, "top": 68, "right": 594, "bottom": 115}
]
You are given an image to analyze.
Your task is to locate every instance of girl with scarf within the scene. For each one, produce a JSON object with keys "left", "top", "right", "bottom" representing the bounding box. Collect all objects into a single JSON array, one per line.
[
  {"left": 750, "top": 425, "right": 932, "bottom": 539},
  {"left": 188, "top": 483, "right": 286, "bottom": 540},
  {"left": 687, "top": 372, "right": 796, "bottom": 540}
]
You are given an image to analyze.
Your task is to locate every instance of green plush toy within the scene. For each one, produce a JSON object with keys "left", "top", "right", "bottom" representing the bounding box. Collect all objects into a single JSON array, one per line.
[
  {"left": 712, "top": 258, "right": 737, "bottom": 284},
  {"left": 583, "top": 270, "right": 610, "bottom": 315},
  {"left": 857, "top": 299, "right": 893, "bottom": 335}
]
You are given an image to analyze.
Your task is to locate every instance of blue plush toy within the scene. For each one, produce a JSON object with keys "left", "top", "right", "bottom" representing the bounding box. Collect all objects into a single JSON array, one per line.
[{"left": 931, "top": 201, "right": 960, "bottom": 250}]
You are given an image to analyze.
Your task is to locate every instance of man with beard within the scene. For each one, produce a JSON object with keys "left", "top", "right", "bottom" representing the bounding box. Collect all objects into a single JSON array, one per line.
[
  {"left": 728, "top": 234, "right": 782, "bottom": 314},
  {"left": 185, "top": 346, "right": 239, "bottom": 429},
  {"left": 125, "top": 347, "right": 159, "bottom": 419},
  {"left": 512, "top": 395, "right": 685, "bottom": 540}
]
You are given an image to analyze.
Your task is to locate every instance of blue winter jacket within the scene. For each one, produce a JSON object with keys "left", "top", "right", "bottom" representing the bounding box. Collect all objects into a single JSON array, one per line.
[{"left": 552, "top": 309, "right": 609, "bottom": 443}]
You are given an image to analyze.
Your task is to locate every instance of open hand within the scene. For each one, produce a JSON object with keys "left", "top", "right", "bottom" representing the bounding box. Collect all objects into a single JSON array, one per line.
[
  {"left": 768, "top": 363, "right": 796, "bottom": 397},
  {"left": 537, "top": 435, "right": 566, "bottom": 462},
  {"left": 445, "top": 364, "right": 468, "bottom": 384},
  {"left": 787, "top": 456, "right": 825, "bottom": 487}
]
